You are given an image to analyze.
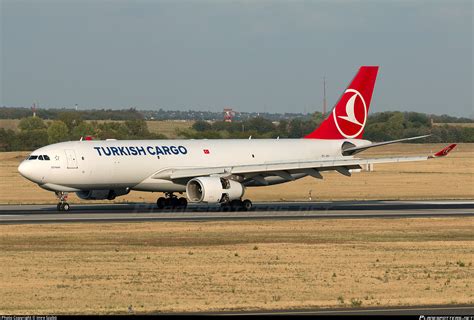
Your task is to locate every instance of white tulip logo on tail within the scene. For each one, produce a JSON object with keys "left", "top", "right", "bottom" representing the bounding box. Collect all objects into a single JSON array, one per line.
[{"left": 332, "top": 88, "right": 367, "bottom": 138}]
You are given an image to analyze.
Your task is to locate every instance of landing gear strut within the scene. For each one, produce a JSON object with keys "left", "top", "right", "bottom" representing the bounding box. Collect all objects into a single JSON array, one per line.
[
  {"left": 156, "top": 192, "right": 188, "bottom": 210},
  {"left": 221, "top": 199, "right": 253, "bottom": 212},
  {"left": 55, "top": 192, "right": 70, "bottom": 212}
]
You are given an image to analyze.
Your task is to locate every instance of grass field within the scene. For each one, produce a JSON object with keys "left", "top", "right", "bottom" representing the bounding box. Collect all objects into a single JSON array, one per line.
[
  {"left": 0, "top": 218, "right": 472, "bottom": 314},
  {"left": 0, "top": 119, "right": 21, "bottom": 131},
  {"left": 146, "top": 120, "right": 194, "bottom": 138},
  {"left": 0, "top": 143, "right": 472, "bottom": 204},
  {"left": 432, "top": 123, "right": 474, "bottom": 128}
]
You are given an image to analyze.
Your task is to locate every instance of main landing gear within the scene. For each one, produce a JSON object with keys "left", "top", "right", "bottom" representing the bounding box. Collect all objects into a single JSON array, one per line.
[
  {"left": 55, "top": 191, "right": 70, "bottom": 211},
  {"left": 221, "top": 199, "right": 253, "bottom": 212},
  {"left": 156, "top": 192, "right": 188, "bottom": 210}
]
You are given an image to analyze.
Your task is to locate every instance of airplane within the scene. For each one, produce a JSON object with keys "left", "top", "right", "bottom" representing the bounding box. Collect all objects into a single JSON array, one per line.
[{"left": 18, "top": 66, "right": 457, "bottom": 211}]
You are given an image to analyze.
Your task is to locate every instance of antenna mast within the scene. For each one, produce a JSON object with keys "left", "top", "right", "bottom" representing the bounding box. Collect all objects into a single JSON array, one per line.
[
  {"left": 323, "top": 76, "right": 327, "bottom": 115},
  {"left": 31, "top": 103, "right": 37, "bottom": 117}
]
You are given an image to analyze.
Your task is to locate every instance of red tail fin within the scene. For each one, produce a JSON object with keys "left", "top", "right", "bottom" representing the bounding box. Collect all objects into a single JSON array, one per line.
[
  {"left": 432, "top": 144, "right": 457, "bottom": 157},
  {"left": 305, "top": 66, "right": 379, "bottom": 139}
]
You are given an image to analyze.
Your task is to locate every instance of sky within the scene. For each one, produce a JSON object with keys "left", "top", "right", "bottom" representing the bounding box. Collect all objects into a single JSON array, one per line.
[{"left": 1, "top": 0, "right": 472, "bottom": 117}]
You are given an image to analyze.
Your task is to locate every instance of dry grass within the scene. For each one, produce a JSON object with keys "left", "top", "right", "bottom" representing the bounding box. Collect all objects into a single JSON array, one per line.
[
  {"left": 0, "top": 143, "right": 472, "bottom": 204},
  {"left": 146, "top": 120, "right": 194, "bottom": 138},
  {"left": 433, "top": 123, "right": 474, "bottom": 128},
  {"left": 80, "top": 120, "right": 193, "bottom": 138},
  {"left": 0, "top": 119, "right": 21, "bottom": 131},
  {"left": 0, "top": 218, "right": 472, "bottom": 314}
]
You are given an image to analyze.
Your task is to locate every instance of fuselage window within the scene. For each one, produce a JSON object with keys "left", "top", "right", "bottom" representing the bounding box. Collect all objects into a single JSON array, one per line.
[
  {"left": 44, "top": 155, "right": 50, "bottom": 160},
  {"left": 38, "top": 155, "right": 44, "bottom": 160},
  {"left": 28, "top": 155, "right": 38, "bottom": 160}
]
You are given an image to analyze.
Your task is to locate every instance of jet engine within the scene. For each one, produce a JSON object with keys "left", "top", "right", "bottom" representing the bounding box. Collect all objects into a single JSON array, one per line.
[
  {"left": 186, "top": 177, "right": 244, "bottom": 203},
  {"left": 76, "top": 188, "right": 130, "bottom": 200}
]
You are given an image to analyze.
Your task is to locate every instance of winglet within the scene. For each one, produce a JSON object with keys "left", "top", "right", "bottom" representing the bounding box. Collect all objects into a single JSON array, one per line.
[{"left": 431, "top": 144, "right": 457, "bottom": 158}]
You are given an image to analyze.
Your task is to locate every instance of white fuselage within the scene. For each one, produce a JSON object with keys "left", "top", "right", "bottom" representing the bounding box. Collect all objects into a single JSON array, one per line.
[{"left": 18, "top": 138, "right": 370, "bottom": 193}]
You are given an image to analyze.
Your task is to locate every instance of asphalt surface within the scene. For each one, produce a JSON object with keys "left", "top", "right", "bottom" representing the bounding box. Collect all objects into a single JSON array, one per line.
[
  {"left": 207, "top": 305, "right": 474, "bottom": 316},
  {"left": 0, "top": 200, "right": 473, "bottom": 224}
]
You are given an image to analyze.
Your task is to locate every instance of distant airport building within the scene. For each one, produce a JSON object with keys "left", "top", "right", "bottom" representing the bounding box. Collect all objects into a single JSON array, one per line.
[{"left": 224, "top": 108, "right": 235, "bottom": 122}]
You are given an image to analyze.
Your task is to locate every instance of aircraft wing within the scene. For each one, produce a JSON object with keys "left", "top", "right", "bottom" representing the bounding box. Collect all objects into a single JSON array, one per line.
[{"left": 153, "top": 144, "right": 456, "bottom": 183}]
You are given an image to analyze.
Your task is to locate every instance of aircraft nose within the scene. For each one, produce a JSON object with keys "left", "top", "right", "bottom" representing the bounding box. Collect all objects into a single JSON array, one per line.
[
  {"left": 18, "top": 160, "right": 29, "bottom": 177},
  {"left": 18, "top": 160, "right": 36, "bottom": 182}
]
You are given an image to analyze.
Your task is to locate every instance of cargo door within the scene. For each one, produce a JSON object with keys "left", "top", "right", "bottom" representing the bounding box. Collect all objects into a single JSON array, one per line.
[{"left": 64, "top": 149, "right": 78, "bottom": 169}]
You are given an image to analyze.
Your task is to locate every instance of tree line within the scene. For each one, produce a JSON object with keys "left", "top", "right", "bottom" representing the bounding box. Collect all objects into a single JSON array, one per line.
[
  {"left": 0, "top": 113, "right": 165, "bottom": 151},
  {"left": 0, "top": 106, "right": 305, "bottom": 122},
  {"left": 0, "top": 107, "right": 143, "bottom": 121},
  {"left": 184, "top": 111, "right": 474, "bottom": 143},
  {"left": 0, "top": 111, "right": 472, "bottom": 152},
  {"left": 2, "top": 106, "right": 472, "bottom": 123}
]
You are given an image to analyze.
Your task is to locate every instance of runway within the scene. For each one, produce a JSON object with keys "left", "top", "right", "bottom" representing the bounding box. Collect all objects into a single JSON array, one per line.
[
  {"left": 1, "top": 200, "right": 473, "bottom": 224},
  {"left": 207, "top": 304, "right": 474, "bottom": 316}
]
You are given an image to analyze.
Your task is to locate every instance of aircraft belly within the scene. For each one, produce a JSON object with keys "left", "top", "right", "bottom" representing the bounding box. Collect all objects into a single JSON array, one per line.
[
  {"left": 132, "top": 179, "right": 186, "bottom": 192},
  {"left": 244, "top": 173, "right": 307, "bottom": 186}
]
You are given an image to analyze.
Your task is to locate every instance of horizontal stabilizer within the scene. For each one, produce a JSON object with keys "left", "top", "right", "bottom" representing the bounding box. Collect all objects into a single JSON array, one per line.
[{"left": 342, "top": 135, "right": 431, "bottom": 155}]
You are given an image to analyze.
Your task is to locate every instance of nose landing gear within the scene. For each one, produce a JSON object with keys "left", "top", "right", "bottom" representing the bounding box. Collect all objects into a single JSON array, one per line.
[
  {"left": 156, "top": 192, "right": 188, "bottom": 210},
  {"left": 55, "top": 192, "right": 70, "bottom": 211}
]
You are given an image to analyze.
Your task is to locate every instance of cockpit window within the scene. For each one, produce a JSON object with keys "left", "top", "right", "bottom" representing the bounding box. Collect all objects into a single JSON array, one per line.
[
  {"left": 27, "top": 155, "right": 50, "bottom": 160},
  {"left": 27, "top": 154, "right": 50, "bottom": 160}
]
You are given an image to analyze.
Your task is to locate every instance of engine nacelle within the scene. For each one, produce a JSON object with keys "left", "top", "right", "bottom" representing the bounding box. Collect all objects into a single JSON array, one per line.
[
  {"left": 186, "top": 177, "right": 244, "bottom": 203},
  {"left": 76, "top": 188, "right": 130, "bottom": 200}
]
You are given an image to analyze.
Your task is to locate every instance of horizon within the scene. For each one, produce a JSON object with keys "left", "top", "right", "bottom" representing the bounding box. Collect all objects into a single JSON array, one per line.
[{"left": 0, "top": 105, "right": 473, "bottom": 120}]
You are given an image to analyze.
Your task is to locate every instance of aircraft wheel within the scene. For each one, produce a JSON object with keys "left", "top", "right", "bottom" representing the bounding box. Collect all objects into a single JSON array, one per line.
[
  {"left": 157, "top": 197, "right": 166, "bottom": 209},
  {"left": 57, "top": 203, "right": 70, "bottom": 211},
  {"left": 168, "top": 197, "right": 179, "bottom": 209},
  {"left": 242, "top": 199, "right": 253, "bottom": 211},
  {"left": 230, "top": 200, "right": 243, "bottom": 211},
  {"left": 178, "top": 197, "right": 188, "bottom": 209},
  {"left": 221, "top": 202, "right": 231, "bottom": 212}
]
